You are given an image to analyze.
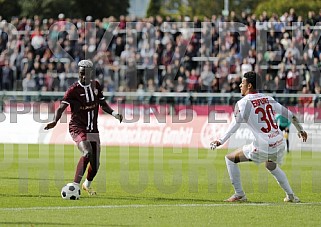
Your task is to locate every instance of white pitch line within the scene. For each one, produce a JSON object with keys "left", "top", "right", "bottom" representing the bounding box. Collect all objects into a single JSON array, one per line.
[{"left": 1, "top": 202, "right": 321, "bottom": 211}]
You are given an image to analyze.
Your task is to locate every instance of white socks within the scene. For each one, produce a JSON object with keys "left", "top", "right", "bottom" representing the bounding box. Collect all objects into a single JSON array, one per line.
[
  {"left": 269, "top": 166, "right": 294, "bottom": 195},
  {"left": 225, "top": 156, "right": 245, "bottom": 196},
  {"left": 225, "top": 156, "right": 294, "bottom": 197},
  {"left": 83, "top": 179, "right": 92, "bottom": 188}
]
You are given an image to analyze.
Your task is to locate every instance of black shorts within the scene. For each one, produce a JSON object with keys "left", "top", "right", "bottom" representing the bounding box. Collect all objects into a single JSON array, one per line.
[{"left": 279, "top": 126, "right": 289, "bottom": 132}]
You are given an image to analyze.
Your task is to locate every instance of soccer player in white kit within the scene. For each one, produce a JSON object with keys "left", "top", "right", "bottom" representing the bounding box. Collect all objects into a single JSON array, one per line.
[{"left": 211, "top": 71, "right": 308, "bottom": 202}]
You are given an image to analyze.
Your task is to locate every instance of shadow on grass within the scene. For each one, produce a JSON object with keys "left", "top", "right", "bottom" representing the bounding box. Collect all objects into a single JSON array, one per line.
[
  {"left": 0, "top": 222, "right": 71, "bottom": 226},
  {"left": 1, "top": 192, "right": 268, "bottom": 204},
  {"left": 0, "top": 190, "right": 278, "bottom": 205},
  {"left": 82, "top": 195, "right": 269, "bottom": 204},
  {"left": 0, "top": 193, "right": 59, "bottom": 198},
  {"left": 2, "top": 176, "right": 59, "bottom": 181}
]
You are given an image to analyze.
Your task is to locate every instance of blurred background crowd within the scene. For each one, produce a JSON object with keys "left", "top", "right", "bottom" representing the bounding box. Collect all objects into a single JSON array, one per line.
[{"left": 1, "top": 9, "right": 321, "bottom": 107}]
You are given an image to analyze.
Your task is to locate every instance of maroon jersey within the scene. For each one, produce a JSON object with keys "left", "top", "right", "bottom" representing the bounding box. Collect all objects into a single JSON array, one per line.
[{"left": 62, "top": 80, "right": 105, "bottom": 133}]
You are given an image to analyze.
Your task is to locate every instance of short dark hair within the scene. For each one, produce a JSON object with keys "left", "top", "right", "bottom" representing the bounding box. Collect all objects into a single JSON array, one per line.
[{"left": 243, "top": 71, "right": 260, "bottom": 89}]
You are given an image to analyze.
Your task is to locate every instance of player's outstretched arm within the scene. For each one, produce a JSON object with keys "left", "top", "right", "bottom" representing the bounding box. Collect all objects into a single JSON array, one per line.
[
  {"left": 100, "top": 100, "right": 123, "bottom": 123},
  {"left": 210, "top": 103, "right": 242, "bottom": 150},
  {"left": 44, "top": 102, "right": 68, "bottom": 130},
  {"left": 291, "top": 115, "right": 308, "bottom": 142}
]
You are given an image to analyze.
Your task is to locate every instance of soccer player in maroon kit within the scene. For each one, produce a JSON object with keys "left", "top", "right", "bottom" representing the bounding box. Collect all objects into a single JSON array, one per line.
[{"left": 44, "top": 60, "right": 123, "bottom": 195}]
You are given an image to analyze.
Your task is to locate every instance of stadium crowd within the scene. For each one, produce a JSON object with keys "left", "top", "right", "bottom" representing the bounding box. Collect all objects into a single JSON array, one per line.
[{"left": 1, "top": 10, "right": 321, "bottom": 106}]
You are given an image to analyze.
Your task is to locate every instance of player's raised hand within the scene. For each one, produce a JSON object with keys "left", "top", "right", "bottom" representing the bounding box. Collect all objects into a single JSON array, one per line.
[
  {"left": 298, "top": 130, "right": 308, "bottom": 142},
  {"left": 210, "top": 140, "right": 221, "bottom": 150},
  {"left": 114, "top": 113, "right": 123, "bottom": 123},
  {"left": 44, "top": 121, "right": 57, "bottom": 130}
]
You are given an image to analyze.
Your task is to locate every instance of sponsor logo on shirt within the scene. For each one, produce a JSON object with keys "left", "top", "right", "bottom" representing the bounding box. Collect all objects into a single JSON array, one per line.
[{"left": 80, "top": 103, "right": 98, "bottom": 110}]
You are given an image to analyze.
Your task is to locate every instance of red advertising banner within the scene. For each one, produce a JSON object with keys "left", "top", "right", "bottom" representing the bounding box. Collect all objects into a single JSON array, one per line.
[
  {"left": 1, "top": 103, "right": 320, "bottom": 151},
  {"left": 49, "top": 114, "right": 232, "bottom": 149}
]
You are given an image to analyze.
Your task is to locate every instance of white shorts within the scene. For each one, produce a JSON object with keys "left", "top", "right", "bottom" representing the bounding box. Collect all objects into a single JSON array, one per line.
[{"left": 242, "top": 143, "right": 286, "bottom": 165}]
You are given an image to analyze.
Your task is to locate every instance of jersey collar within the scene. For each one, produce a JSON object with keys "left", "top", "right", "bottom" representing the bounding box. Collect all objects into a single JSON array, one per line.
[{"left": 78, "top": 80, "right": 92, "bottom": 87}]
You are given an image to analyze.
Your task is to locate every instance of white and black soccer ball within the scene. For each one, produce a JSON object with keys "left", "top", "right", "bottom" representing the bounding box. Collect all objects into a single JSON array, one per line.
[{"left": 61, "top": 183, "right": 81, "bottom": 200}]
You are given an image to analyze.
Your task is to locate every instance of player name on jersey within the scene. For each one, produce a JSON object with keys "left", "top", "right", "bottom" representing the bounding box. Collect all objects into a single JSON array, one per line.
[{"left": 251, "top": 97, "right": 269, "bottom": 108}]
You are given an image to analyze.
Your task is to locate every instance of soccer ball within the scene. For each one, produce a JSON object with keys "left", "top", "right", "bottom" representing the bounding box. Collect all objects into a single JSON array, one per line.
[{"left": 61, "top": 183, "right": 81, "bottom": 200}]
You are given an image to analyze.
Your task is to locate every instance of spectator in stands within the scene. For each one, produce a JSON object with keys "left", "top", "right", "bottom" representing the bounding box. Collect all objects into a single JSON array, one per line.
[
  {"left": 159, "top": 78, "right": 175, "bottom": 105},
  {"left": 246, "top": 20, "right": 256, "bottom": 48},
  {"left": 199, "top": 63, "right": 215, "bottom": 92},
  {"left": 301, "top": 52, "right": 313, "bottom": 70},
  {"left": 241, "top": 58, "right": 252, "bottom": 76},
  {"left": 0, "top": 11, "right": 319, "bottom": 107},
  {"left": 22, "top": 72, "right": 36, "bottom": 101},
  {"left": 22, "top": 51, "right": 34, "bottom": 76},
  {"left": 309, "top": 57, "right": 321, "bottom": 89},
  {"left": 246, "top": 49, "right": 256, "bottom": 68},
  {"left": 124, "top": 61, "right": 137, "bottom": 92},
  {"left": 0, "top": 24, "right": 9, "bottom": 54},
  {"left": 298, "top": 86, "right": 313, "bottom": 108},
  {"left": 286, "top": 64, "right": 300, "bottom": 93},
  {"left": 159, "top": 64, "right": 173, "bottom": 87},
  {"left": 286, "top": 64, "right": 301, "bottom": 105},
  {"left": 284, "top": 42, "right": 300, "bottom": 62},
  {"left": 184, "top": 44, "right": 197, "bottom": 71},
  {"left": 262, "top": 73, "right": 274, "bottom": 93},
  {"left": 31, "top": 27, "right": 46, "bottom": 56},
  {"left": 305, "top": 11, "right": 317, "bottom": 26},
  {"left": 161, "top": 42, "right": 174, "bottom": 66},
  {"left": 175, "top": 65, "right": 186, "bottom": 81},
  {"left": 272, "top": 75, "right": 285, "bottom": 94},
  {"left": 137, "top": 83, "right": 145, "bottom": 102},
  {"left": 186, "top": 69, "right": 199, "bottom": 92},
  {"left": 313, "top": 85, "right": 321, "bottom": 108},
  {"left": 0, "top": 59, "right": 14, "bottom": 90},
  {"left": 175, "top": 76, "right": 186, "bottom": 93},
  {"left": 280, "top": 32, "right": 291, "bottom": 50},
  {"left": 239, "top": 35, "right": 251, "bottom": 59},
  {"left": 146, "top": 79, "right": 156, "bottom": 93},
  {"left": 114, "top": 36, "right": 125, "bottom": 58}
]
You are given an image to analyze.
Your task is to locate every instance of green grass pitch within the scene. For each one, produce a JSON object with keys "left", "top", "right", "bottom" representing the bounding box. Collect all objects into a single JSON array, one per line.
[{"left": 0, "top": 144, "right": 321, "bottom": 226}]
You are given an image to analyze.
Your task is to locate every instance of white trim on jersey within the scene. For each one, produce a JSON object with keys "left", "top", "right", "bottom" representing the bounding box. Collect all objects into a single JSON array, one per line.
[
  {"left": 79, "top": 81, "right": 96, "bottom": 131},
  {"left": 61, "top": 100, "right": 70, "bottom": 105},
  {"left": 88, "top": 85, "right": 94, "bottom": 101},
  {"left": 77, "top": 80, "right": 91, "bottom": 88},
  {"left": 90, "top": 110, "right": 94, "bottom": 131},
  {"left": 87, "top": 112, "right": 91, "bottom": 131},
  {"left": 84, "top": 86, "right": 90, "bottom": 103}
]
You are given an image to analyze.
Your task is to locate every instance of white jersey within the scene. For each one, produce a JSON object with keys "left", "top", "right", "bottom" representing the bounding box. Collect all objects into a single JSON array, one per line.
[{"left": 219, "top": 92, "right": 294, "bottom": 153}]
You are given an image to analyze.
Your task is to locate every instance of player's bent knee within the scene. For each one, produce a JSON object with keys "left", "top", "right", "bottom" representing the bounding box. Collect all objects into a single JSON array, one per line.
[
  {"left": 78, "top": 141, "right": 93, "bottom": 157},
  {"left": 225, "top": 155, "right": 239, "bottom": 163},
  {"left": 225, "top": 155, "right": 231, "bottom": 162},
  {"left": 82, "top": 150, "right": 93, "bottom": 158}
]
